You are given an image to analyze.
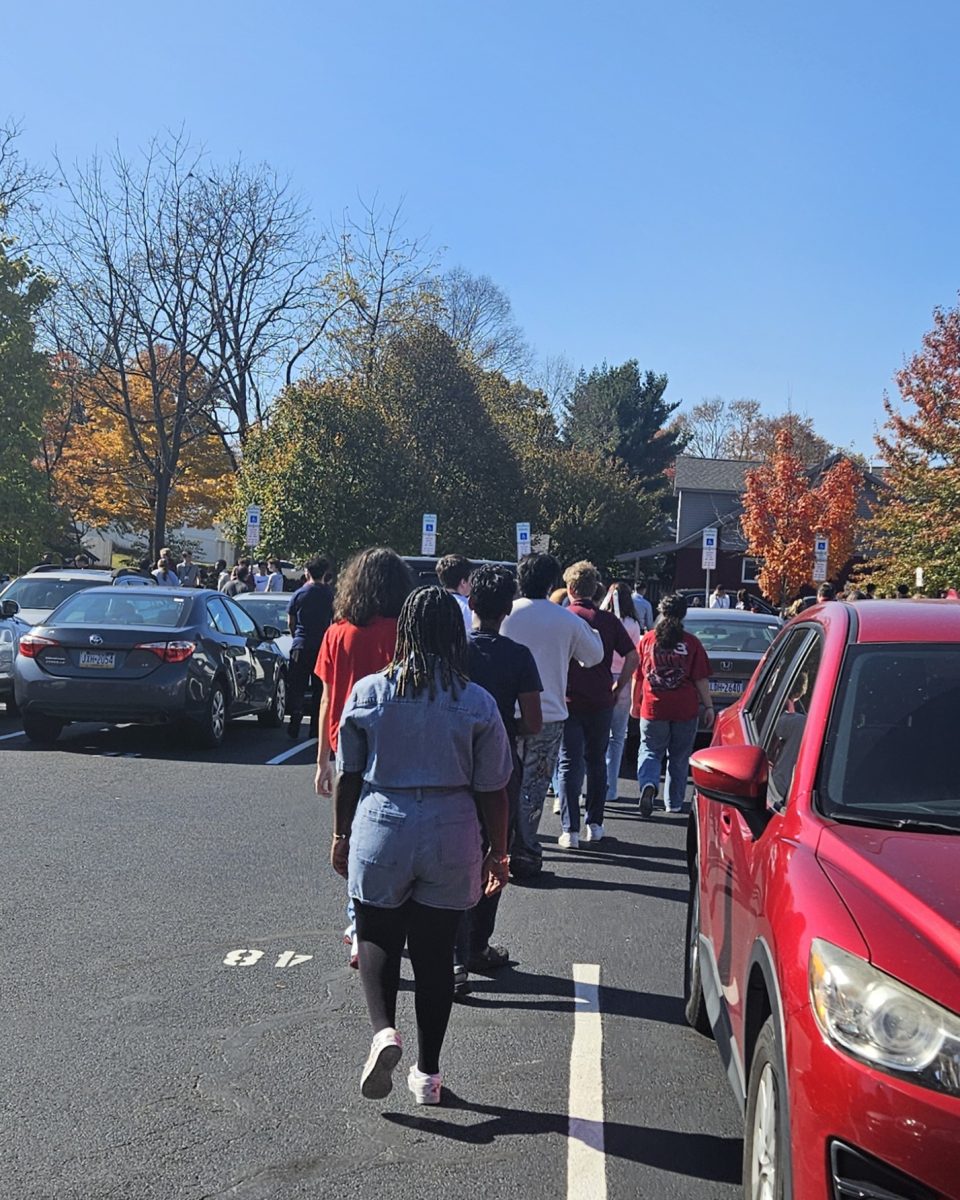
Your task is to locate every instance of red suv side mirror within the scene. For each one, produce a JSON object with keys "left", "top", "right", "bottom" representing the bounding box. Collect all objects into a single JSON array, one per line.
[{"left": 690, "top": 744, "right": 768, "bottom": 813}]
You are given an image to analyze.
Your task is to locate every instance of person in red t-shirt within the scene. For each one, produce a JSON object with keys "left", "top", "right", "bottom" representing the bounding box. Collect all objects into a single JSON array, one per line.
[
  {"left": 314, "top": 548, "right": 414, "bottom": 797},
  {"left": 633, "top": 593, "right": 713, "bottom": 816}
]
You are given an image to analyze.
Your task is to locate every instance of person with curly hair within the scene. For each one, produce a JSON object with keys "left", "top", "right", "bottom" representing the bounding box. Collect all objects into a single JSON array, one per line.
[
  {"left": 634, "top": 593, "right": 713, "bottom": 816},
  {"left": 331, "top": 587, "right": 511, "bottom": 1106},
  {"left": 313, "top": 548, "right": 414, "bottom": 797}
]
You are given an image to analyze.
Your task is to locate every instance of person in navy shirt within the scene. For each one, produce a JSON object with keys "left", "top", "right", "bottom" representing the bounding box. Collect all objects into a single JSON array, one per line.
[{"left": 286, "top": 557, "right": 334, "bottom": 738}]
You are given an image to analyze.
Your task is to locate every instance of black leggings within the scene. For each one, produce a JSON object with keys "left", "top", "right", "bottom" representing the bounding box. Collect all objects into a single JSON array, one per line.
[{"left": 354, "top": 899, "right": 462, "bottom": 1075}]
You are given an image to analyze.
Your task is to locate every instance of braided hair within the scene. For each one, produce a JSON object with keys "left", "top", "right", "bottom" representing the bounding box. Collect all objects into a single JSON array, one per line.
[
  {"left": 387, "top": 586, "right": 469, "bottom": 699},
  {"left": 655, "top": 592, "right": 688, "bottom": 649}
]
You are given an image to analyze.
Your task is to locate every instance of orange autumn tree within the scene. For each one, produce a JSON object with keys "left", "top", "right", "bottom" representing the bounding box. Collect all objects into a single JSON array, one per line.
[
  {"left": 43, "top": 355, "right": 235, "bottom": 547},
  {"left": 741, "top": 429, "right": 862, "bottom": 605}
]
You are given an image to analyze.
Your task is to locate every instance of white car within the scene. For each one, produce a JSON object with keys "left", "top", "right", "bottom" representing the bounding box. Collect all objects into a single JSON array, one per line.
[
  {"left": 231, "top": 592, "right": 293, "bottom": 660},
  {"left": 0, "top": 569, "right": 156, "bottom": 627}
]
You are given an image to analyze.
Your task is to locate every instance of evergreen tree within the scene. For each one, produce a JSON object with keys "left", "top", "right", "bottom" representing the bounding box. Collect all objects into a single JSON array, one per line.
[{"left": 563, "top": 360, "right": 687, "bottom": 492}]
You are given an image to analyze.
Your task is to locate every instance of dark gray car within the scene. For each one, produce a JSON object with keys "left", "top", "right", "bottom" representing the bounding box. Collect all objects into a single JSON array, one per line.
[{"left": 14, "top": 587, "right": 287, "bottom": 747}]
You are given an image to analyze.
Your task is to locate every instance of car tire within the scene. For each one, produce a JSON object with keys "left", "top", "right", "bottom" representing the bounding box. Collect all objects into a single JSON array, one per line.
[
  {"left": 22, "top": 713, "right": 63, "bottom": 744},
  {"left": 743, "top": 1017, "right": 791, "bottom": 1200},
  {"left": 194, "top": 681, "right": 227, "bottom": 749},
  {"left": 683, "top": 839, "right": 712, "bottom": 1035},
  {"left": 258, "top": 672, "right": 286, "bottom": 728}
]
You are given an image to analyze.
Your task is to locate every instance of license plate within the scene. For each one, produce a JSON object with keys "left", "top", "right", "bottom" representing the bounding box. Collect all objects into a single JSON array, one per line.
[
  {"left": 78, "top": 651, "right": 116, "bottom": 669},
  {"left": 710, "top": 678, "right": 744, "bottom": 696}
]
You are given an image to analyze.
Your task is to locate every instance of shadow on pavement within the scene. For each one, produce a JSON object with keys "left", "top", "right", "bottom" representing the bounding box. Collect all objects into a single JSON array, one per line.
[
  {"left": 457, "top": 966, "right": 686, "bottom": 1025},
  {"left": 382, "top": 1093, "right": 742, "bottom": 1184}
]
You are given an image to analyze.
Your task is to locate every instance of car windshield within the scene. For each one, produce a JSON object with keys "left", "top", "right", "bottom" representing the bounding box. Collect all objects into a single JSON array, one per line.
[
  {"left": 683, "top": 616, "right": 780, "bottom": 653},
  {"left": 234, "top": 596, "right": 289, "bottom": 629},
  {"left": 0, "top": 577, "right": 102, "bottom": 611},
  {"left": 820, "top": 645, "right": 960, "bottom": 828},
  {"left": 52, "top": 592, "right": 191, "bottom": 627}
]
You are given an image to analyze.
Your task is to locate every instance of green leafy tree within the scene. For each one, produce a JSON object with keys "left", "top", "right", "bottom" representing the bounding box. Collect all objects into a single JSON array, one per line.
[
  {"left": 563, "top": 360, "right": 686, "bottom": 494},
  {"left": 0, "top": 226, "right": 55, "bottom": 570}
]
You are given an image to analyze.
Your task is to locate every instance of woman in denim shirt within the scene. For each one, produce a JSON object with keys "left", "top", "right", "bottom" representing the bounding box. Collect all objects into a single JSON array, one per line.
[{"left": 332, "top": 587, "right": 512, "bottom": 1106}]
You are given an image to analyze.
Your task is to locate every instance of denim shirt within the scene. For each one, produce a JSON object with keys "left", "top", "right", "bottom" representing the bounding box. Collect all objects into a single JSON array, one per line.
[{"left": 336, "top": 670, "right": 513, "bottom": 793}]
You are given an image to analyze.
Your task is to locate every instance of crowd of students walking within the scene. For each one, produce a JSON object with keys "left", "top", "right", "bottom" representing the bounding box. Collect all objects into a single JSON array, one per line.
[{"left": 280, "top": 548, "right": 713, "bottom": 1110}]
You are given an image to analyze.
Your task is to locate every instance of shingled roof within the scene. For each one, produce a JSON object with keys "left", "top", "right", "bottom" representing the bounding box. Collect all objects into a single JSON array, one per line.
[{"left": 673, "top": 455, "right": 762, "bottom": 494}]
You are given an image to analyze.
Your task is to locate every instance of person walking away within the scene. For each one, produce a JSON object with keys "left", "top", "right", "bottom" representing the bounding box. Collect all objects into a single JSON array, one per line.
[
  {"left": 735, "top": 588, "right": 750, "bottom": 610},
  {"left": 500, "top": 554, "right": 603, "bottom": 876},
  {"left": 599, "top": 583, "right": 643, "bottom": 805},
  {"left": 215, "top": 559, "right": 230, "bottom": 591},
  {"left": 265, "top": 558, "right": 285, "bottom": 592},
  {"left": 314, "top": 548, "right": 414, "bottom": 964},
  {"left": 708, "top": 585, "right": 730, "bottom": 609},
  {"left": 176, "top": 551, "right": 200, "bottom": 588},
  {"left": 456, "top": 565, "right": 542, "bottom": 991},
  {"left": 631, "top": 580, "right": 654, "bottom": 632},
  {"left": 557, "top": 563, "right": 638, "bottom": 847},
  {"left": 331, "top": 587, "right": 511, "bottom": 1105},
  {"left": 152, "top": 551, "right": 180, "bottom": 587},
  {"left": 286, "top": 558, "right": 334, "bottom": 739},
  {"left": 223, "top": 565, "right": 254, "bottom": 596},
  {"left": 635, "top": 593, "right": 713, "bottom": 815},
  {"left": 435, "top": 554, "right": 473, "bottom": 636}
]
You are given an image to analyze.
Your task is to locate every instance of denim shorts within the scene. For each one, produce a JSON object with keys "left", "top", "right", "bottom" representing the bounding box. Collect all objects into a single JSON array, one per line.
[{"left": 347, "top": 787, "right": 483, "bottom": 910}]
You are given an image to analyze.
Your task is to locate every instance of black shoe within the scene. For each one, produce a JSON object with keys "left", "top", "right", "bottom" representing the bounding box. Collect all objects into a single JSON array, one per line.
[
  {"left": 509, "top": 856, "right": 542, "bottom": 880},
  {"left": 639, "top": 784, "right": 656, "bottom": 817},
  {"left": 468, "top": 945, "right": 510, "bottom": 972},
  {"left": 287, "top": 716, "right": 302, "bottom": 739}
]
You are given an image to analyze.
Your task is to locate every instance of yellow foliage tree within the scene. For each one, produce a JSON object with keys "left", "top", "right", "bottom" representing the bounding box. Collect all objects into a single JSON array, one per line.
[{"left": 43, "top": 355, "right": 235, "bottom": 547}]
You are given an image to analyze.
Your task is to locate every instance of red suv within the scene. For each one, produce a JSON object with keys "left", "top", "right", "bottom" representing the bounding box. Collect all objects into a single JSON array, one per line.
[{"left": 685, "top": 600, "right": 960, "bottom": 1199}]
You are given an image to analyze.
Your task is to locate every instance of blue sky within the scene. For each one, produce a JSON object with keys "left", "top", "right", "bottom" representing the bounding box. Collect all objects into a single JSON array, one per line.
[{"left": 8, "top": 1, "right": 960, "bottom": 457}]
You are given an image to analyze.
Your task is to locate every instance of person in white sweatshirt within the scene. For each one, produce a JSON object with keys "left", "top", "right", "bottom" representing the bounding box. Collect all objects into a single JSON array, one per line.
[{"left": 500, "top": 554, "right": 602, "bottom": 877}]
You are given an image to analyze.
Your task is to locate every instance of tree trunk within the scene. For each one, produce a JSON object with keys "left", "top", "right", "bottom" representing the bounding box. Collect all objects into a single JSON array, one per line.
[{"left": 151, "top": 476, "right": 171, "bottom": 561}]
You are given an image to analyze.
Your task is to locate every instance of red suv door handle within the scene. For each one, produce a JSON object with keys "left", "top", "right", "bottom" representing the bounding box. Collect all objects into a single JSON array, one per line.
[{"left": 720, "top": 809, "right": 734, "bottom": 833}]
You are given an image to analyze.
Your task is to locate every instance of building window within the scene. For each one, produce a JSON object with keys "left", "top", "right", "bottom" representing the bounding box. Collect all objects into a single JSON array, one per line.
[{"left": 742, "top": 557, "right": 761, "bottom": 583}]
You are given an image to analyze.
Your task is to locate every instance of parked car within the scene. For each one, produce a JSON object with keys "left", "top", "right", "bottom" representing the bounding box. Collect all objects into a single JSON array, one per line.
[
  {"left": 14, "top": 587, "right": 287, "bottom": 747},
  {"left": 677, "top": 587, "right": 778, "bottom": 616},
  {"left": 0, "top": 598, "right": 28, "bottom": 713},
  {"left": 232, "top": 592, "right": 293, "bottom": 660},
  {"left": 400, "top": 556, "right": 517, "bottom": 586},
  {"left": 684, "top": 599, "right": 960, "bottom": 1199},
  {"left": 681, "top": 607, "right": 782, "bottom": 736},
  {"left": 0, "top": 570, "right": 156, "bottom": 627}
]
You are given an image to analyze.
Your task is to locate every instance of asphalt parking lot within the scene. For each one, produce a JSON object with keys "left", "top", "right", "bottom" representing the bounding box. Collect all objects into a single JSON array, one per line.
[{"left": 0, "top": 709, "right": 742, "bottom": 1200}]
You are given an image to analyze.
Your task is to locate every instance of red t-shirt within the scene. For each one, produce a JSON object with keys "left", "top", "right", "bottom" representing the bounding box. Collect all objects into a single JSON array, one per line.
[
  {"left": 315, "top": 616, "right": 398, "bottom": 750},
  {"left": 632, "top": 630, "right": 711, "bottom": 722}
]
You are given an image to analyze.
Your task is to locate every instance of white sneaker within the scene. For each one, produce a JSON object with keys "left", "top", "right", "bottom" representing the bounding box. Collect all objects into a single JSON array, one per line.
[
  {"left": 557, "top": 831, "right": 579, "bottom": 850},
  {"left": 408, "top": 1064, "right": 442, "bottom": 1105},
  {"left": 360, "top": 1028, "right": 403, "bottom": 1099},
  {"left": 583, "top": 823, "right": 604, "bottom": 842},
  {"left": 552, "top": 796, "right": 561, "bottom": 815}
]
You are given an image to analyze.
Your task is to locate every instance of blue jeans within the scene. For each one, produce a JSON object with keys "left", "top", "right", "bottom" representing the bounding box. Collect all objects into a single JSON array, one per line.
[
  {"left": 559, "top": 707, "right": 613, "bottom": 831},
  {"left": 636, "top": 716, "right": 699, "bottom": 811},
  {"left": 605, "top": 685, "right": 632, "bottom": 802}
]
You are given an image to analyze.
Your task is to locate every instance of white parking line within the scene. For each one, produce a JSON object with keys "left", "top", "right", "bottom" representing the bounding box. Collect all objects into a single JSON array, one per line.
[
  {"left": 265, "top": 738, "right": 318, "bottom": 766},
  {"left": 568, "top": 962, "right": 606, "bottom": 1200},
  {"left": 0, "top": 730, "right": 26, "bottom": 742}
]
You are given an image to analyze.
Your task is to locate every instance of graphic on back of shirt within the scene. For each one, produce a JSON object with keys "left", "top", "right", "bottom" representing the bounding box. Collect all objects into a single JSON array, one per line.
[{"left": 645, "top": 640, "right": 689, "bottom": 692}]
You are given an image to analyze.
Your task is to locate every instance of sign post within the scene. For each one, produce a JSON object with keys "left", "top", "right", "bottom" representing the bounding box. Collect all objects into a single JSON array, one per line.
[
  {"left": 813, "top": 536, "right": 829, "bottom": 584},
  {"left": 516, "top": 522, "right": 531, "bottom": 559},
  {"left": 421, "top": 513, "right": 438, "bottom": 557},
  {"left": 701, "top": 527, "right": 718, "bottom": 605},
  {"left": 245, "top": 505, "right": 262, "bottom": 548}
]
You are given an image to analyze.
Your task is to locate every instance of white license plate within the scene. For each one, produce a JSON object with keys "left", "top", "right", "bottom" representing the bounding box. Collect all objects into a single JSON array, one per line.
[
  {"left": 78, "top": 651, "right": 116, "bottom": 669},
  {"left": 710, "top": 678, "right": 744, "bottom": 696}
]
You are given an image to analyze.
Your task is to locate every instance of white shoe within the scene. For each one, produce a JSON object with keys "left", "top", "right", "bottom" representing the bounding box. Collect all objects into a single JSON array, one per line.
[
  {"left": 557, "top": 831, "right": 579, "bottom": 850},
  {"left": 583, "top": 823, "right": 604, "bottom": 842},
  {"left": 408, "top": 1064, "right": 442, "bottom": 1105},
  {"left": 552, "top": 796, "right": 561, "bottom": 815},
  {"left": 360, "top": 1028, "right": 403, "bottom": 1099}
]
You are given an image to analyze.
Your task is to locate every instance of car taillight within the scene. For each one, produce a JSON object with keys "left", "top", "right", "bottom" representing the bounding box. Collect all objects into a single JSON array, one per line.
[
  {"left": 135, "top": 640, "right": 196, "bottom": 663},
  {"left": 19, "top": 634, "right": 59, "bottom": 658}
]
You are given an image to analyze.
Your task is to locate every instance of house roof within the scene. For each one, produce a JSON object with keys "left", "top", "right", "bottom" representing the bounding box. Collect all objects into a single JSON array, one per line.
[
  {"left": 616, "top": 507, "right": 749, "bottom": 562},
  {"left": 673, "top": 455, "right": 761, "bottom": 494}
]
